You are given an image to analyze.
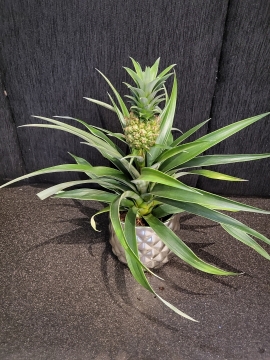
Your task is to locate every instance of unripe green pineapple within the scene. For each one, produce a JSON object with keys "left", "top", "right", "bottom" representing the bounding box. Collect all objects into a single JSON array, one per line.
[
  {"left": 123, "top": 58, "right": 175, "bottom": 150},
  {"left": 124, "top": 113, "right": 160, "bottom": 150}
]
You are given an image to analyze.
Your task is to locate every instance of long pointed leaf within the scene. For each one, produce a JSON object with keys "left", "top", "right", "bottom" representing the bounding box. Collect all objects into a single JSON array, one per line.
[
  {"left": 135, "top": 168, "right": 201, "bottom": 194},
  {"left": 96, "top": 69, "right": 129, "bottom": 117},
  {"left": 54, "top": 189, "right": 118, "bottom": 203},
  {"left": 177, "top": 154, "right": 270, "bottom": 169},
  {"left": 124, "top": 208, "right": 197, "bottom": 321},
  {"left": 54, "top": 116, "right": 124, "bottom": 155},
  {"left": 124, "top": 209, "right": 153, "bottom": 291},
  {"left": 129, "top": 57, "right": 143, "bottom": 77},
  {"left": 160, "top": 113, "right": 270, "bottom": 172},
  {"left": 68, "top": 152, "right": 96, "bottom": 178},
  {"left": 158, "top": 64, "right": 177, "bottom": 79},
  {"left": 150, "top": 58, "right": 160, "bottom": 78},
  {"left": 152, "top": 204, "right": 184, "bottom": 218},
  {"left": 0, "top": 164, "right": 100, "bottom": 189},
  {"left": 174, "top": 169, "right": 247, "bottom": 182},
  {"left": 27, "top": 116, "right": 123, "bottom": 159},
  {"left": 197, "top": 112, "right": 270, "bottom": 144},
  {"left": 221, "top": 224, "right": 270, "bottom": 260},
  {"left": 37, "top": 177, "right": 136, "bottom": 200},
  {"left": 147, "top": 74, "right": 177, "bottom": 164},
  {"left": 90, "top": 207, "right": 110, "bottom": 231},
  {"left": 110, "top": 193, "right": 162, "bottom": 279},
  {"left": 155, "top": 198, "right": 270, "bottom": 247},
  {"left": 83, "top": 97, "right": 116, "bottom": 112},
  {"left": 37, "top": 179, "right": 101, "bottom": 200},
  {"left": 171, "top": 119, "right": 211, "bottom": 146},
  {"left": 144, "top": 214, "right": 237, "bottom": 275},
  {"left": 152, "top": 184, "right": 270, "bottom": 214},
  {"left": 157, "top": 141, "right": 211, "bottom": 165},
  {"left": 107, "top": 93, "right": 126, "bottom": 128}
]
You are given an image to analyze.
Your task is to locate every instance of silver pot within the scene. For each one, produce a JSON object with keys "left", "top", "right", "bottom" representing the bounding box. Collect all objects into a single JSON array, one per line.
[{"left": 109, "top": 215, "right": 180, "bottom": 269}]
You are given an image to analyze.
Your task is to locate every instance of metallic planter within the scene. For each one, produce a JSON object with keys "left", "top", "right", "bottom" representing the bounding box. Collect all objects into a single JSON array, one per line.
[{"left": 109, "top": 215, "right": 180, "bottom": 269}]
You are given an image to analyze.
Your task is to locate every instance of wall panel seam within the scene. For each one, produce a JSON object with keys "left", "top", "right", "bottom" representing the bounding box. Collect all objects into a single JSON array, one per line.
[
  {"left": 195, "top": 0, "right": 231, "bottom": 189},
  {"left": 0, "top": 70, "right": 27, "bottom": 175}
]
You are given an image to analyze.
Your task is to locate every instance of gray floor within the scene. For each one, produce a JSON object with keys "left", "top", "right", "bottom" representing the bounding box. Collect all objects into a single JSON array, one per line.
[{"left": 0, "top": 185, "right": 270, "bottom": 360}]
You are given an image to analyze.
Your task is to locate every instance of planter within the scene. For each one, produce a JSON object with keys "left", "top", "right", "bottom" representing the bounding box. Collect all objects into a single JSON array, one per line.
[{"left": 109, "top": 215, "right": 180, "bottom": 269}]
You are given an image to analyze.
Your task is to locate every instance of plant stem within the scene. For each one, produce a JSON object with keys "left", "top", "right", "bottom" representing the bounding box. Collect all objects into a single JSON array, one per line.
[{"left": 134, "top": 149, "right": 146, "bottom": 173}]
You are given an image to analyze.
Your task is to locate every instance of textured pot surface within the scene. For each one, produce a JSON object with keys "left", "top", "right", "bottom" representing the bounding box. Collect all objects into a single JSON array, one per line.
[{"left": 109, "top": 215, "right": 180, "bottom": 269}]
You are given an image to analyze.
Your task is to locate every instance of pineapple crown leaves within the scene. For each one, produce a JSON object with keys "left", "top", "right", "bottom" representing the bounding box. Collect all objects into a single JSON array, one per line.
[{"left": 123, "top": 58, "right": 176, "bottom": 121}]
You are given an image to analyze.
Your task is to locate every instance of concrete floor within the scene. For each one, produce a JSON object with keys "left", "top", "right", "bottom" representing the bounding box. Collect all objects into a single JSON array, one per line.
[{"left": 0, "top": 185, "right": 270, "bottom": 360}]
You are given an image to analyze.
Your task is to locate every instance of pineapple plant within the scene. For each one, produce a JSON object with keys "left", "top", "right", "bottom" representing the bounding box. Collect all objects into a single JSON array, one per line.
[
  {"left": 1, "top": 58, "right": 270, "bottom": 321},
  {"left": 122, "top": 58, "right": 173, "bottom": 153}
]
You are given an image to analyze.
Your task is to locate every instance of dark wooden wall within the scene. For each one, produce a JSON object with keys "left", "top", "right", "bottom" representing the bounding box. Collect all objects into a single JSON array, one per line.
[
  {"left": 197, "top": 1, "right": 270, "bottom": 196},
  {"left": 0, "top": 0, "right": 269, "bottom": 195}
]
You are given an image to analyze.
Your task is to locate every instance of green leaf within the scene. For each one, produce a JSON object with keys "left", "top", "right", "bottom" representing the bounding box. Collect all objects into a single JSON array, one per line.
[
  {"left": 171, "top": 119, "right": 211, "bottom": 146},
  {"left": 39, "top": 176, "right": 135, "bottom": 200},
  {"left": 0, "top": 164, "right": 129, "bottom": 190},
  {"left": 198, "top": 112, "right": 270, "bottom": 144},
  {"left": 175, "top": 169, "right": 247, "bottom": 182},
  {"left": 107, "top": 93, "right": 126, "bottom": 128},
  {"left": 110, "top": 193, "right": 162, "bottom": 278},
  {"left": 144, "top": 214, "right": 238, "bottom": 275},
  {"left": 158, "top": 142, "right": 212, "bottom": 172},
  {"left": 152, "top": 204, "right": 184, "bottom": 218},
  {"left": 157, "top": 141, "right": 210, "bottom": 165},
  {"left": 155, "top": 198, "right": 270, "bottom": 248},
  {"left": 149, "top": 57, "right": 160, "bottom": 78},
  {"left": 54, "top": 189, "right": 118, "bottom": 203},
  {"left": 0, "top": 164, "right": 98, "bottom": 189},
  {"left": 152, "top": 184, "right": 270, "bottom": 214},
  {"left": 67, "top": 154, "right": 132, "bottom": 193},
  {"left": 221, "top": 224, "right": 270, "bottom": 261},
  {"left": 68, "top": 153, "right": 92, "bottom": 166},
  {"left": 124, "top": 209, "right": 153, "bottom": 291},
  {"left": 177, "top": 153, "right": 270, "bottom": 169},
  {"left": 171, "top": 127, "right": 183, "bottom": 133},
  {"left": 96, "top": 69, "right": 129, "bottom": 117},
  {"left": 166, "top": 132, "right": 174, "bottom": 146},
  {"left": 124, "top": 67, "right": 144, "bottom": 88},
  {"left": 147, "top": 74, "right": 177, "bottom": 164},
  {"left": 129, "top": 57, "right": 143, "bottom": 77},
  {"left": 155, "top": 295, "right": 199, "bottom": 321},
  {"left": 68, "top": 153, "right": 95, "bottom": 178},
  {"left": 37, "top": 179, "right": 100, "bottom": 200},
  {"left": 107, "top": 157, "right": 140, "bottom": 180},
  {"left": 158, "top": 64, "right": 177, "bottom": 79},
  {"left": 83, "top": 97, "right": 116, "bottom": 112},
  {"left": 124, "top": 208, "right": 197, "bottom": 321},
  {"left": 31, "top": 116, "right": 112, "bottom": 149},
  {"left": 160, "top": 113, "right": 270, "bottom": 172},
  {"left": 72, "top": 165, "right": 136, "bottom": 192},
  {"left": 135, "top": 168, "right": 201, "bottom": 194},
  {"left": 54, "top": 116, "right": 124, "bottom": 155},
  {"left": 27, "top": 116, "right": 123, "bottom": 160},
  {"left": 88, "top": 166, "right": 127, "bottom": 179},
  {"left": 90, "top": 207, "right": 110, "bottom": 231},
  {"left": 106, "top": 132, "right": 127, "bottom": 144},
  {"left": 122, "top": 155, "right": 144, "bottom": 163}
]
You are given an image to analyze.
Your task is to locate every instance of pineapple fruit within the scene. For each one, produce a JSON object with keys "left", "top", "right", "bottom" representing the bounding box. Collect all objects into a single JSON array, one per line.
[
  {"left": 124, "top": 113, "right": 160, "bottom": 150},
  {"left": 123, "top": 58, "right": 174, "bottom": 151}
]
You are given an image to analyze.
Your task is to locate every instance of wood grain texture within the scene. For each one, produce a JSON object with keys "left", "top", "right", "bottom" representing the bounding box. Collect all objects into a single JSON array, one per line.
[
  {"left": 0, "top": 74, "right": 25, "bottom": 184},
  {"left": 197, "top": 0, "right": 270, "bottom": 196},
  {"left": 0, "top": 0, "right": 228, "bottom": 185}
]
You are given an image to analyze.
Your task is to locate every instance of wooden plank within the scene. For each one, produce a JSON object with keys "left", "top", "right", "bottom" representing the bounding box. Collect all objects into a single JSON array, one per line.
[
  {"left": 197, "top": 0, "right": 270, "bottom": 196},
  {"left": 1, "top": 0, "right": 228, "bottom": 185}
]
